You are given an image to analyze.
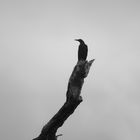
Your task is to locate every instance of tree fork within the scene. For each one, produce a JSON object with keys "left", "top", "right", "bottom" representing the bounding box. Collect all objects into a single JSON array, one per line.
[{"left": 33, "top": 59, "right": 94, "bottom": 140}]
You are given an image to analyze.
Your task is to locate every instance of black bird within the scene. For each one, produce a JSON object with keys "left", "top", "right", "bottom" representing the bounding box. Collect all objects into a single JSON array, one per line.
[{"left": 75, "top": 39, "right": 88, "bottom": 61}]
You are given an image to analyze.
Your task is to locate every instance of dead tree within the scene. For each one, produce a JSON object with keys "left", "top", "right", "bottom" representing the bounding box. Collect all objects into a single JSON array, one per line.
[{"left": 33, "top": 53, "right": 94, "bottom": 140}]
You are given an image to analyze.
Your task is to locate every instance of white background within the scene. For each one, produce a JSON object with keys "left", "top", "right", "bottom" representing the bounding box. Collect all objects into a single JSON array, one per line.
[{"left": 0, "top": 0, "right": 140, "bottom": 140}]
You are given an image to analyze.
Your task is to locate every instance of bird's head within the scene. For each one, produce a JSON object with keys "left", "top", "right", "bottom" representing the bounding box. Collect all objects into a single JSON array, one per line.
[{"left": 75, "top": 39, "right": 85, "bottom": 44}]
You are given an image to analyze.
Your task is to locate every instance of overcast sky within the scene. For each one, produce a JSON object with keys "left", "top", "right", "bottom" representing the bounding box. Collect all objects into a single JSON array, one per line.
[{"left": 0, "top": 0, "right": 140, "bottom": 140}]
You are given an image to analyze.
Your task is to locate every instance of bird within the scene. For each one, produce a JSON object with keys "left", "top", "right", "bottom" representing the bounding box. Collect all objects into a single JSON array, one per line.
[{"left": 75, "top": 39, "right": 88, "bottom": 61}]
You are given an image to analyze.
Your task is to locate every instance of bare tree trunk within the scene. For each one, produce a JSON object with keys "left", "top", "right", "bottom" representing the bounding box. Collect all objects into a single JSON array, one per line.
[{"left": 33, "top": 59, "right": 94, "bottom": 140}]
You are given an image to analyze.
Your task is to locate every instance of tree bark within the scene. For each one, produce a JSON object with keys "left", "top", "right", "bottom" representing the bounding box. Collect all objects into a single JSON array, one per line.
[{"left": 33, "top": 59, "right": 94, "bottom": 140}]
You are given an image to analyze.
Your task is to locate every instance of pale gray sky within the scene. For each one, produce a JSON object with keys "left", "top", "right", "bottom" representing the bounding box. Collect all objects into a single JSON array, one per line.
[{"left": 0, "top": 0, "right": 140, "bottom": 140}]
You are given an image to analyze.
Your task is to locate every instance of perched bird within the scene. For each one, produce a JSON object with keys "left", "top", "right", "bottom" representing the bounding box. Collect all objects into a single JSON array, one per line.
[{"left": 75, "top": 39, "right": 88, "bottom": 61}]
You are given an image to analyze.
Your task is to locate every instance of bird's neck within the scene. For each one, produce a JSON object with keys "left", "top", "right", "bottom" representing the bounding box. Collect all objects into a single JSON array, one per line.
[{"left": 80, "top": 41, "right": 85, "bottom": 45}]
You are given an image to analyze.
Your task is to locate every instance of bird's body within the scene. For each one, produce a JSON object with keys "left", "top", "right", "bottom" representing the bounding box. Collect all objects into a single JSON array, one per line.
[{"left": 75, "top": 39, "right": 88, "bottom": 61}]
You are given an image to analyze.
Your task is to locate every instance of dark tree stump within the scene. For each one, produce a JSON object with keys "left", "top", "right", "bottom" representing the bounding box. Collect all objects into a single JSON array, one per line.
[{"left": 33, "top": 59, "right": 94, "bottom": 140}]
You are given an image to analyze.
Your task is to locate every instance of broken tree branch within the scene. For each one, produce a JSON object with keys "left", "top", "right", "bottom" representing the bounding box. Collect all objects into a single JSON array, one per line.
[{"left": 33, "top": 59, "right": 94, "bottom": 140}]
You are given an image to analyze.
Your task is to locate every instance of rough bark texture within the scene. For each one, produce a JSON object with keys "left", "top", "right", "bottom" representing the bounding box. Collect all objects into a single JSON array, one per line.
[{"left": 33, "top": 59, "right": 94, "bottom": 140}]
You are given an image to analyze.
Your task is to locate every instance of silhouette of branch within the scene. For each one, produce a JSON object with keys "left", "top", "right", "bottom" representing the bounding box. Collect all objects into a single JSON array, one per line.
[{"left": 33, "top": 59, "right": 95, "bottom": 140}]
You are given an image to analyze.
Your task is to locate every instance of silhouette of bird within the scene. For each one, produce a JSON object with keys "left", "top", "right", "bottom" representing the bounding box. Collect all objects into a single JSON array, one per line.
[{"left": 75, "top": 39, "right": 88, "bottom": 61}]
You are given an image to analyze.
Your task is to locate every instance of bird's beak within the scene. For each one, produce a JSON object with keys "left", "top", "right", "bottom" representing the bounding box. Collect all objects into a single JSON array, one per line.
[{"left": 75, "top": 39, "right": 79, "bottom": 41}]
